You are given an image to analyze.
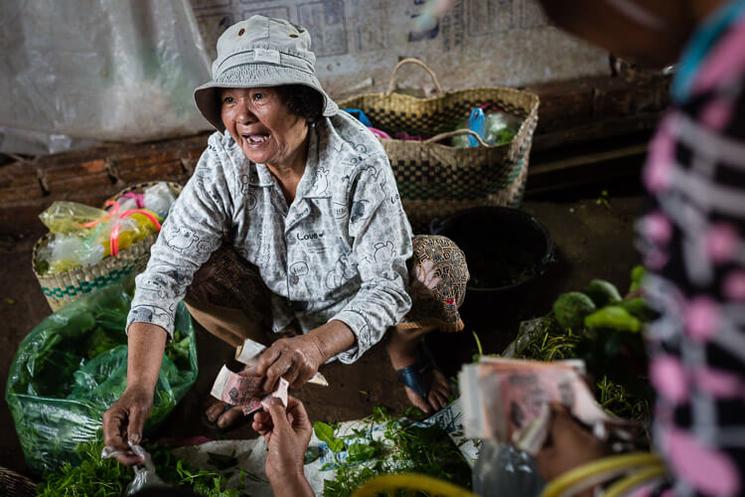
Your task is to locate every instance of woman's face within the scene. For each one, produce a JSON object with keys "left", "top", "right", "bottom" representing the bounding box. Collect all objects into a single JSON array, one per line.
[{"left": 220, "top": 87, "right": 308, "bottom": 168}]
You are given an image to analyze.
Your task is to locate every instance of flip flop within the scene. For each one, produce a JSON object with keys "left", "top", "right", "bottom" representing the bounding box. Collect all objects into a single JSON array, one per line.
[{"left": 395, "top": 343, "right": 438, "bottom": 401}]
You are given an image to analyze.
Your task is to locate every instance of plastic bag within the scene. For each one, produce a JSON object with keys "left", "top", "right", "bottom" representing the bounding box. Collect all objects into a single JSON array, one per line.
[
  {"left": 0, "top": 0, "right": 211, "bottom": 155},
  {"left": 143, "top": 183, "right": 176, "bottom": 219},
  {"left": 101, "top": 443, "right": 168, "bottom": 495},
  {"left": 452, "top": 110, "right": 520, "bottom": 148},
  {"left": 36, "top": 201, "right": 162, "bottom": 275},
  {"left": 472, "top": 441, "right": 545, "bottom": 497},
  {"left": 5, "top": 279, "right": 198, "bottom": 475},
  {"left": 45, "top": 233, "right": 106, "bottom": 273},
  {"left": 39, "top": 202, "right": 108, "bottom": 234}
]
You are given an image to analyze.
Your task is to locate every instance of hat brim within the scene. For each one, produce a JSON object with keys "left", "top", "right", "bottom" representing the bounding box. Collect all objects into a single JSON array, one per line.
[{"left": 194, "top": 64, "right": 338, "bottom": 132}]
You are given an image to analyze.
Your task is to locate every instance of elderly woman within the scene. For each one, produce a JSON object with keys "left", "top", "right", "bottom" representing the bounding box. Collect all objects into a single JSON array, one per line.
[{"left": 103, "top": 15, "right": 468, "bottom": 461}]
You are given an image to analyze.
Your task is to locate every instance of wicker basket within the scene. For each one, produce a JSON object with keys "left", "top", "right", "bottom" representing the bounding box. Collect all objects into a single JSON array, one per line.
[
  {"left": 0, "top": 467, "right": 36, "bottom": 497},
  {"left": 32, "top": 181, "right": 182, "bottom": 311},
  {"left": 339, "top": 59, "right": 539, "bottom": 232}
]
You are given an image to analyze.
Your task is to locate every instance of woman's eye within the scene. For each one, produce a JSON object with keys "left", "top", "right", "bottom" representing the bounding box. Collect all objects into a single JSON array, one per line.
[
  {"left": 253, "top": 93, "right": 264, "bottom": 101},
  {"left": 222, "top": 96, "right": 235, "bottom": 104}
]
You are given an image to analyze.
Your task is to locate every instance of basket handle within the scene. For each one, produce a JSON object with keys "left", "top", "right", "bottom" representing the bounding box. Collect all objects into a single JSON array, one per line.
[
  {"left": 386, "top": 58, "right": 444, "bottom": 97},
  {"left": 424, "top": 129, "right": 491, "bottom": 148}
]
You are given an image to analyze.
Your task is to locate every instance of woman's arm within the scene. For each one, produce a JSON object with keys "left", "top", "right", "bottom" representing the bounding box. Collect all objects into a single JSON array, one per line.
[
  {"left": 103, "top": 323, "right": 167, "bottom": 465},
  {"left": 330, "top": 153, "right": 414, "bottom": 363},
  {"left": 104, "top": 135, "right": 237, "bottom": 462}
]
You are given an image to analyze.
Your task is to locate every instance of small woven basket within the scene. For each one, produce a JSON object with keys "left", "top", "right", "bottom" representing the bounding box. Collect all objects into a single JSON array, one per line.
[
  {"left": 32, "top": 181, "right": 182, "bottom": 311},
  {"left": 339, "top": 58, "right": 539, "bottom": 232}
]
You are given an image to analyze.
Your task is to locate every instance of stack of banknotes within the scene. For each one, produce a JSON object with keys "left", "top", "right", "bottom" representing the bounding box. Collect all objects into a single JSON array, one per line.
[{"left": 459, "top": 357, "right": 637, "bottom": 454}]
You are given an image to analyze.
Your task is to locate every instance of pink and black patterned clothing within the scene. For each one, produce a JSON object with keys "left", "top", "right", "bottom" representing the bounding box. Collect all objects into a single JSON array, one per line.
[{"left": 637, "top": 1, "right": 745, "bottom": 496}]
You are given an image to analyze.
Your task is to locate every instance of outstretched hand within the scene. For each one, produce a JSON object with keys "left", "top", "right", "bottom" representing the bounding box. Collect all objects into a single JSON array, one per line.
[
  {"left": 252, "top": 395, "right": 313, "bottom": 481},
  {"left": 102, "top": 386, "right": 153, "bottom": 465}
]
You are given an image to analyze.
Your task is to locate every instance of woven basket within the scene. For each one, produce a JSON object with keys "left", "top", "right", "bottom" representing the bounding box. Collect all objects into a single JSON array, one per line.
[
  {"left": 32, "top": 181, "right": 182, "bottom": 311},
  {"left": 0, "top": 467, "right": 36, "bottom": 497},
  {"left": 339, "top": 58, "right": 539, "bottom": 232}
]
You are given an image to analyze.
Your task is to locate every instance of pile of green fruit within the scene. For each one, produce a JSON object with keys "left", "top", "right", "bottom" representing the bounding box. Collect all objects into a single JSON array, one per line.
[{"left": 510, "top": 266, "right": 655, "bottom": 422}]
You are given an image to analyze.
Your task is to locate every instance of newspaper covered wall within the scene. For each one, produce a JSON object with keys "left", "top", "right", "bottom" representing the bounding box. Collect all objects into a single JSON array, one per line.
[{"left": 190, "top": 0, "right": 609, "bottom": 97}]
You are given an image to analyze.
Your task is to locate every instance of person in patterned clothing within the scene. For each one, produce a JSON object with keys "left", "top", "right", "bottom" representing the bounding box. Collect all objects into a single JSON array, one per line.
[
  {"left": 535, "top": 1, "right": 745, "bottom": 496},
  {"left": 102, "top": 15, "right": 470, "bottom": 466}
]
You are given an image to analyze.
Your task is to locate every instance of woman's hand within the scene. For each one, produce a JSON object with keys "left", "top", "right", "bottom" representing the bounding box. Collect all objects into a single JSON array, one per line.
[
  {"left": 252, "top": 396, "right": 314, "bottom": 497},
  {"left": 102, "top": 385, "right": 154, "bottom": 465},
  {"left": 534, "top": 406, "right": 607, "bottom": 483},
  {"left": 255, "top": 334, "right": 325, "bottom": 391},
  {"left": 256, "top": 320, "right": 356, "bottom": 392}
]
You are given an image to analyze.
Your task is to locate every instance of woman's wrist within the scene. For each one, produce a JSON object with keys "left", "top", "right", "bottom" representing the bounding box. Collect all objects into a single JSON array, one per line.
[
  {"left": 268, "top": 467, "right": 312, "bottom": 497},
  {"left": 310, "top": 320, "right": 356, "bottom": 363}
]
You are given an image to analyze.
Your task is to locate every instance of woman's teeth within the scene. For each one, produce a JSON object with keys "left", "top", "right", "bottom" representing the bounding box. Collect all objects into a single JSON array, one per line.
[{"left": 246, "top": 134, "right": 269, "bottom": 144}]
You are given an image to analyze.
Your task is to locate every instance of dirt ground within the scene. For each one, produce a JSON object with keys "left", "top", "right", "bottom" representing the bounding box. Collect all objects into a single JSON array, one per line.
[{"left": 0, "top": 183, "right": 645, "bottom": 478}]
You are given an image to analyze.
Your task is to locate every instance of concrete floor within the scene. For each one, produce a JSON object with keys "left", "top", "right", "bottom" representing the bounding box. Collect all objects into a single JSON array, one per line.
[{"left": 0, "top": 186, "right": 645, "bottom": 478}]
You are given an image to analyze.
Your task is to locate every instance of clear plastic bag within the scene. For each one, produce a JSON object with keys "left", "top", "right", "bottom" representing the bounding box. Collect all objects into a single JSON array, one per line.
[
  {"left": 5, "top": 280, "right": 198, "bottom": 474},
  {"left": 144, "top": 183, "right": 177, "bottom": 219},
  {"left": 46, "top": 233, "right": 106, "bottom": 273},
  {"left": 452, "top": 110, "right": 520, "bottom": 148},
  {"left": 0, "top": 1, "right": 211, "bottom": 155},
  {"left": 39, "top": 202, "right": 108, "bottom": 234}
]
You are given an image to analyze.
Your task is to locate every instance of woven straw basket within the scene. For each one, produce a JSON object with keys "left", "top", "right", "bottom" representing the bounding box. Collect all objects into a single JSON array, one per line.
[
  {"left": 339, "top": 58, "right": 540, "bottom": 232},
  {"left": 32, "top": 181, "right": 182, "bottom": 311},
  {"left": 0, "top": 467, "right": 36, "bottom": 497}
]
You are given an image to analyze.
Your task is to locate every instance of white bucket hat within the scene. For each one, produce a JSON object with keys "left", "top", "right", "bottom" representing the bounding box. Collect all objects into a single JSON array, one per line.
[{"left": 194, "top": 15, "right": 338, "bottom": 131}]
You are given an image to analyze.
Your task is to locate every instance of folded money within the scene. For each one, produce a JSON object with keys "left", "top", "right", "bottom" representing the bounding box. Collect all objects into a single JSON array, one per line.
[
  {"left": 210, "top": 365, "right": 289, "bottom": 416},
  {"left": 459, "top": 358, "right": 634, "bottom": 455}
]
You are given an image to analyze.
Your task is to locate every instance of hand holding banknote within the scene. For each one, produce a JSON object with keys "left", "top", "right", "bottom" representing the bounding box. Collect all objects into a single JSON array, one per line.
[
  {"left": 459, "top": 358, "right": 635, "bottom": 455},
  {"left": 534, "top": 405, "right": 607, "bottom": 483},
  {"left": 253, "top": 396, "right": 315, "bottom": 497}
]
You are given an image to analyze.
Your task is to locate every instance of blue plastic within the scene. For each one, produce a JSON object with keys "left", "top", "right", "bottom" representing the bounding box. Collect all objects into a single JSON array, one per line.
[
  {"left": 343, "top": 108, "right": 373, "bottom": 127},
  {"left": 467, "top": 107, "right": 486, "bottom": 147}
]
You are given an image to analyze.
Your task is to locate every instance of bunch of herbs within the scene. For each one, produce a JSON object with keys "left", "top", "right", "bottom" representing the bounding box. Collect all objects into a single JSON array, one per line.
[
  {"left": 313, "top": 407, "right": 471, "bottom": 497},
  {"left": 36, "top": 439, "right": 250, "bottom": 497}
]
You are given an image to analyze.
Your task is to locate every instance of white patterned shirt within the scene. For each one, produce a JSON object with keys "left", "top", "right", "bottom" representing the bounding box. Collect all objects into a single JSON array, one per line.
[{"left": 128, "top": 112, "right": 413, "bottom": 363}]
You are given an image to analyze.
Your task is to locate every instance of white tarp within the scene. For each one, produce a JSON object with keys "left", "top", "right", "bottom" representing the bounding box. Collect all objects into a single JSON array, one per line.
[{"left": 0, "top": 0, "right": 211, "bottom": 155}]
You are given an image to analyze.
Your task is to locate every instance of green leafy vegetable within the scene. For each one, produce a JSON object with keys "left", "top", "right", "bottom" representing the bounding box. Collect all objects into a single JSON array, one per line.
[
  {"left": 36, "top": 439, "right": 249, "bottom": 497},
  {"left": 6, "top": 281, "right": 198, "bottom": 474},
  {"left": 315, "top": 407, "right": 471, "bottom": 497}
]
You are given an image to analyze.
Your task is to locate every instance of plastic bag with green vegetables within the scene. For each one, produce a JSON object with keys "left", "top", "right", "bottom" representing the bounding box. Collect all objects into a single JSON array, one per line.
[
  {"left": 451, "top": 110, "right": 519, "bottom": 148},
  {"left": 5, "top": 279, "right": 198, "bottom": 475}
]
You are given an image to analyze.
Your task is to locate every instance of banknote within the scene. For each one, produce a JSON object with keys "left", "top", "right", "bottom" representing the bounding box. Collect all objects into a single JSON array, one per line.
[
  {"left": 210, "top": 365, "right": 289, "bottom": 416},
  {"left": 210, "top": 364, "right": 263, "bottom": 405},
  {"left": 459, "top": 357, "right": 633, "bottom": 454}
]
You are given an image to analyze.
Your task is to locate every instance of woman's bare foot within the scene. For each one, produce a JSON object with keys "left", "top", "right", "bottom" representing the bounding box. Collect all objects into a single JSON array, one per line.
[
  {"left": 205, "top": 400, "right": 246, "bottom": 429},
  {"left": 386, "top": 324, "right": 451, "bottom": 415}
]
